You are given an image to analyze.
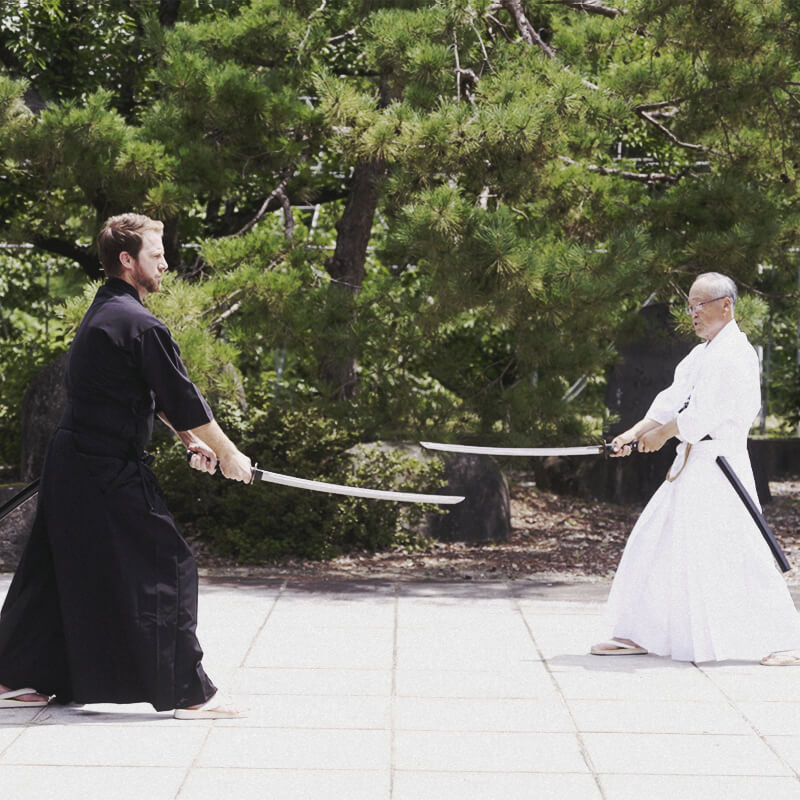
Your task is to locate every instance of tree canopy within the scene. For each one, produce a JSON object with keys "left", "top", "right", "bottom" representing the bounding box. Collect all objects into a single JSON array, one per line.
[{"left": 1, "top": 0, "right": 799, "bottom": 555}]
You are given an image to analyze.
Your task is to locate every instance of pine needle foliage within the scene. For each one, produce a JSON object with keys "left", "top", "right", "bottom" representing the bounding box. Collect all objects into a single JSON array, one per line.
[{"left": 3, "top": 0, "right": 800, "bottom": 556}]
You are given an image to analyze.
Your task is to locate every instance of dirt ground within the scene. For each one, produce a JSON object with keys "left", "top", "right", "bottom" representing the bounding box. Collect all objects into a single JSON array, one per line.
[{"left": 194, "top": 472, "right": 800, "bottom": 584}]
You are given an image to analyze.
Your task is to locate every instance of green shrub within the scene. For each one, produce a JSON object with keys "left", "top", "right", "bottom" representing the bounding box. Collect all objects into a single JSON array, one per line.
[{"left": 152, "top": 406, "right": 444, "bottom": 562}]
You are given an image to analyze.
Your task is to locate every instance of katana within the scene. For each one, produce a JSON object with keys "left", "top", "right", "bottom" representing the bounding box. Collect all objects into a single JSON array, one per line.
[
  {"left": 419, "top": 441, "right": 791, "bottom": 571},
  {"left": 716, "top": 456, "right": 791, "bottom": 573},
  {"left": 187, "top": 451, "right": 464, "bottom": 504},
  {"left": 250, "top": 465, "right": 464, "bottom": 504},
  {"left": 419, "top": 441, "right": 629, "bottom": 457}
]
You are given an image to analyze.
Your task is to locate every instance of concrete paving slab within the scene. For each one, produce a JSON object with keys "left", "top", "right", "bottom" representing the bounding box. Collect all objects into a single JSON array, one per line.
[
  {"left": 599, "top": 774, "right": 800, "bottom": 800},
  {"left": 738, "top": 702, "right": 800, "bottom": 736},
  {"left": 552, "top": 666, "right": 730, "bottom": 701},
  {"left": 393, "top": 729, "right": 590, "bottom": 773},
  {"left": 1, "top": 572, "right": 800, "bottom": 799},
  {"left": 179, "top": 766, "right": 390, "bottom": 800},
  {"left": 394, "top": 665, "right": 554, "bottom": 698},
  {"left": 583, "top": 731, "right": 793, "bottom": 776},
  {"left": 0, "top": 726, "right": 24, "bottom": 750},
  {"left": 246, "top": 625, "right": 394, "bottom": 669},
  {"left": 231, "top": 666, "right": 392, "bottom": 697},
  {"left": 196, "top": 727, "right": 391, "bottom": 770},
  {"left": 701, "top": 669, "right": 800, "bottom": 702},
  {"left": 765, "top": 736, "right": 800, "bottom": 774},
  {"left": 395, "top": 628, "right": 539, "bottom": 670},
  {"left": 0, "top": 765, "right": 186, "bottom": 800},
  {"left": 392, "top": 770, "right": 603, "bottom": 800},
  {"left": 1, "top": 724, "right": 208, "bottom": 767},
  {"left": 568, "top": 698, "right": 755, "bottom": 735},
  {"left": 394, "top": 695, "right": 574, "bottom": 732},
  {"left": 213, "top": 693, "right": 391, "bottom": 729}
]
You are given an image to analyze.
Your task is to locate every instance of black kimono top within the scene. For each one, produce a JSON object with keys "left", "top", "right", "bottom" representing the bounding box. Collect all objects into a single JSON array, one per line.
[{"left": 62, "top": 278, "right": 213, "bottom": 459}]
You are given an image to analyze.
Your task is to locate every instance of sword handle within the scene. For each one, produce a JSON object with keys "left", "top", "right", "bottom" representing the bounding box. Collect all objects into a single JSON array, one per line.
[
  {"left": 605, "top": 440, "right": 639, "bottom": 455},
  {"left": 185, "top": 448, "right": 219, "bottom": 471}
]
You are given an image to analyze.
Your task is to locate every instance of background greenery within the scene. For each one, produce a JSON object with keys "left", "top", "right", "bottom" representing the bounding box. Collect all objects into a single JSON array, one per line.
[{"left": 2, "top": 0, "right": 799, "bottom": 559}]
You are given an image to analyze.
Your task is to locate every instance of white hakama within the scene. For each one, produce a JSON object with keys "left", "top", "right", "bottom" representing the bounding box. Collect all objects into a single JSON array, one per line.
[{"left": 604, "top": 321, "right": 800, "bottom": 662}]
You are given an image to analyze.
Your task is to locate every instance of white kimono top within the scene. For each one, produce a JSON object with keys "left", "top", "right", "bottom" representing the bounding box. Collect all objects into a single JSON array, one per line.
[{"left": 645, "top": 319, "right": 760, "bottom": 445}]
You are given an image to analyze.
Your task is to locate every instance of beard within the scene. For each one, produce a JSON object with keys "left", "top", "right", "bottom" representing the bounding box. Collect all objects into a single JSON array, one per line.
[{"left": 132, "top": 263, "right": 161, "bottom": 296}]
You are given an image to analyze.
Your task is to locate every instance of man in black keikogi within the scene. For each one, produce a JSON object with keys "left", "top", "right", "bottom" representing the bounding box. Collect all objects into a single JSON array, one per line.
[{"left": 0, "top": 213, "right": 251, "bottom": 719}]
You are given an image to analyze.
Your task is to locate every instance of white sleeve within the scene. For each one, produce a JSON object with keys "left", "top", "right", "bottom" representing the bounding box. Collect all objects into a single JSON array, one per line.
[
  {"left": 645, "top": 347, "right": 701, "bottom": 424},
  {"left": 675, "top": 352, "right": 740, "bottom": 443}
]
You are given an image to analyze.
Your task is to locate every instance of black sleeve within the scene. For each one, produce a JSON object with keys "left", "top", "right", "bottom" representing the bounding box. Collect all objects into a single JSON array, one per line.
[{"left": 134, "top": 324, "right": 213, "bottom": 431}]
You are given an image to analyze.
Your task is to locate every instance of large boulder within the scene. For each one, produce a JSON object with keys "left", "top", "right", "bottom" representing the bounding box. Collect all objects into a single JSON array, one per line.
[
  {"left": 428, "top": 452, "right": 510, "bottom": 543},
  {"left": 532, "top": 444, "right": 695, "bottom": 505},
  {"left": 20, "top": 352, "right": 68, "bottom": 482}
]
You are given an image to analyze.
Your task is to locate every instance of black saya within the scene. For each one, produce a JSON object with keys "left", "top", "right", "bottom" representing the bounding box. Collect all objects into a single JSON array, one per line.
[
  {"left": 0, "top": 279, "right": 217, "bottom": 709},
  {"left": 716, "top": 456, "right": 791, "bottom": 573}
]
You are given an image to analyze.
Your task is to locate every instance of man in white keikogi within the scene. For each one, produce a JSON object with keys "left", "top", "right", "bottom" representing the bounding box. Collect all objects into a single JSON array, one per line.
[{"left": 591, "top": 272, "right": 800, "bottom": 665}]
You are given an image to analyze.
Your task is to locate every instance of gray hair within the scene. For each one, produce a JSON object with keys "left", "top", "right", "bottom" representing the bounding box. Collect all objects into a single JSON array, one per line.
[{"left": 693, "top": 272, "right": 738, "bottom": 310}]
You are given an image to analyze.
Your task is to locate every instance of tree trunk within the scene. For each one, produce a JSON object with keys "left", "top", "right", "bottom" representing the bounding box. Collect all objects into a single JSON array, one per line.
[
  {"left": 158, "top": 0, "right": 182, "bottom": 28},
  {"left": 320, "top": 156, "right": 385, "bottom": 400},
  {"left": 163, "top": 217, "right": 181, "bottom": 273}
]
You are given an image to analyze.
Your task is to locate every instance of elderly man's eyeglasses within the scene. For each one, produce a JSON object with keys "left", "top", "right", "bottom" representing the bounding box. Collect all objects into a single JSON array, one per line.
[{"left": 684, "top": 296, "right": 727, "bottom": 315}]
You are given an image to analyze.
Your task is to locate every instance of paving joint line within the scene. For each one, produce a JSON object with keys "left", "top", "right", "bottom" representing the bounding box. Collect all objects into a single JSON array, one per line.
[
  {"left": 694, "top": 661, "right": 800, "bottom": 781},
  {"left": 389, "top": 581, "right": 399, "bottom": 799},
  {"left": 237, "top": 578, "right": 288, "bottom": 670},
  {"left": 174, "top": 578, "right": 288, "bottom": 798},
  {"left": 512, "top": 588, "right": 607, "bottom": 800}
]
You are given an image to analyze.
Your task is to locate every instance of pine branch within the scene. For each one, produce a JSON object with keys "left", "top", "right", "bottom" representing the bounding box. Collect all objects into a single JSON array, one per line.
[
  {"left": 30, "top": 235, "right": 100, "bottom": 279},
  {"left": 208, "top": 301, "right": 243, "bottom": 333},
  {"left": 199, "top": 289, "right": 245, "bottom": 320},
  {"left": 185, "top": 174, "right": 294, "bottom": 280},
  {"left": 634, "top": 108, "right": 713, "bottom": 153},
  {"left": 497, "top": 0, "right": 557, "bottom": 59},
  {"left": 493, "top": 1, "right": 599, "bottom": 89},
  {"left": 328, "top": 29, "right": 357, "bottom": 45},
  {"left": 634, "top": 99, "right": 685, "bottom": 112},
  {"left": 560, "top": 156, "right": 687, "bottom": 184},
  {"left": 546, "top": 0, "right": 625, "bottom": 18},
  {"left": 453, "top": 30, "right": 479, "bottom": 104},
  {"left": 279, "top": 188, "right": 294, "bottom": 243},
  {"left": 233, "top": 172, "right": 293, "bottom": 237},
  {"left": 298, "top": 0, "right": 327, "bottom": 60}
]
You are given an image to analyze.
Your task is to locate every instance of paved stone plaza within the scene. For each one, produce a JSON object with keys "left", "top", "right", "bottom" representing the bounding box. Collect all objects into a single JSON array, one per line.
[{"left": 1, "top": 574, "right": 800, "bottom": 799}]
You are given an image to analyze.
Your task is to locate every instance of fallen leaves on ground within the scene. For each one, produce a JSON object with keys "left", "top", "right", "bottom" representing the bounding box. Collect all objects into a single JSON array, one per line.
[{"left": 194, "top": 474, "right": 800, "bottom": 583}]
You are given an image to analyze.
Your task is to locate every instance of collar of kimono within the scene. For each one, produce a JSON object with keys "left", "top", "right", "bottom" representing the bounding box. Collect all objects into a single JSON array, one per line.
[{"left": 106, "top": 277, "right": 143, "bottom": 304}]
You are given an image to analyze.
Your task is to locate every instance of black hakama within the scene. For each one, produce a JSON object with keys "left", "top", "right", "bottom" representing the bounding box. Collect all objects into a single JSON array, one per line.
[{"left": 0, "top": 279, "right": 217, "bottom": 710}]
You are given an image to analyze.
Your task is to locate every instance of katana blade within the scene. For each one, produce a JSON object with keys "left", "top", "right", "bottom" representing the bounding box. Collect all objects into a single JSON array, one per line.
[
  {"left": 250, "top": 467, "right": 465, "bottom": 504},
  {"left": 186, "top": 450, "right": 464, "bottom": 504},
  {"left": 420, "top": 441, "right": 612, "bottom": 457}
]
